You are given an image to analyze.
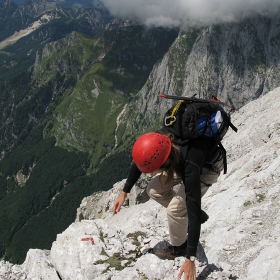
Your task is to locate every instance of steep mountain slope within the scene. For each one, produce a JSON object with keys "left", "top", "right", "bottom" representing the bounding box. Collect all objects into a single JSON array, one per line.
[
  {"left": 0, "top": 86, "right": 279, "bottom": 279},
  {"left": 119, "top": 15, "right": 280, "bottom": 140}
]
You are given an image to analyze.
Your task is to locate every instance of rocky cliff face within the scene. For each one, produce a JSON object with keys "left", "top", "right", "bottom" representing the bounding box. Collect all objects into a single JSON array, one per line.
[
  {"left": 2, "top": 0, "right": 60, "bottom": 26},
  {"left": 120, "top": 15, "right": 280, "bottom": 139},
  {"left": 1, "top": 87, "right": 279, "bottom": 280}
]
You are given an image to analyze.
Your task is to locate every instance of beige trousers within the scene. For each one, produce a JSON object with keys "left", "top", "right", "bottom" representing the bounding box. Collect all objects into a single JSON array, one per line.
[{"left": 146, "top": 158, "right": 223, "bottom": 246}]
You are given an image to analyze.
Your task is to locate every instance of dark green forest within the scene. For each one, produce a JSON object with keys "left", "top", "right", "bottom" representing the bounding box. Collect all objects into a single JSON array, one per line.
[
  {"left": 0, "top": 2, "right": 180, "bottom": 264},
  {"left": 0, "top": 64, "right": 132, "bottom": 264},
  {"left": 0, "top": 129, "right": 132, "bottom": 263}
]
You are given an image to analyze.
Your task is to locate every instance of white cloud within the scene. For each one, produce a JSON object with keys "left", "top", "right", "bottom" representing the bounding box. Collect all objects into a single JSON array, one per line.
[{"left": 100, "top": 0, "right": 280, "bottom": 27}]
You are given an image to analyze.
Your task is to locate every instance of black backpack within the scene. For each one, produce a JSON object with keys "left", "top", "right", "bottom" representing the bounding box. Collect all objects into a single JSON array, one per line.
[{"left": 159, "top": 94, "right": 238, "bottom": 173}]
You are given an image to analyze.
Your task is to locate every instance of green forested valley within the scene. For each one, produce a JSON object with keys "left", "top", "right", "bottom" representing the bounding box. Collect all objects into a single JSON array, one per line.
[{"left": 0, "top": 1, "right": 178, "bottom": 263}]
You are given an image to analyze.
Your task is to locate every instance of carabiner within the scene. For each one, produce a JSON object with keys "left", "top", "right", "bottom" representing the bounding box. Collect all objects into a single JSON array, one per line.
[{"left": 164, "top": 116, "right": 176, "bottom": 126}]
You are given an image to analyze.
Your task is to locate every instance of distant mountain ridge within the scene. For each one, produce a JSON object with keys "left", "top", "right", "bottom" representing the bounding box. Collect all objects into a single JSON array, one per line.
[
  {"left": 0, "top": 0, "right": 111, "bottom": 83},
  {"left": 0, "top": 0, "right": 103, "bottom": 8}
]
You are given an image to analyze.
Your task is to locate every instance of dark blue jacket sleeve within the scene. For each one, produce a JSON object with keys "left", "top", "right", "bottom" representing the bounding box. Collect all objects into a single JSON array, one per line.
[
  {"left": 122, "top": 162, "right": 142, "bottom": 193},
  {"left": 181, "top": 138, "right": 209, "bottom": 258}
]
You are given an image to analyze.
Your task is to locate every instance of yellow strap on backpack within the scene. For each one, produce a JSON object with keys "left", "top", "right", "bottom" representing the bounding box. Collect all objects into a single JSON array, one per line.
[{"left": 165, "top": 100, "right": 185, "bottom": 126}]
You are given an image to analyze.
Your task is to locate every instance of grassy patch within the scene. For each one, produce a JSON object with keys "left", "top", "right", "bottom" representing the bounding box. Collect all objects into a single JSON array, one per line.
[
  {"left": 127, "top": 231, "right": 147, "bottom": 246},
  {"left": 256, "top": 194, "right": 265, "bottom": 203},
  {"left": 94, "top": 251, "right": 139, "bottom": 272},
  {"left": 94, "top": 231, "right": 147, "bottom": 272},
  {"left": 0, "top": 51, "right": 11, "bottom": 56},
  {"left": 200, "top": 240, "right": 206, "bottom": 248},
  {"left": 243, "top": 201, "right": 252, "bottom": 207}
]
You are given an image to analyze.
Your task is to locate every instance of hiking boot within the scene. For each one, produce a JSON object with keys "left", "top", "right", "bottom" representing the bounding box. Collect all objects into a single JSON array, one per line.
[{"left": 153, "top": 239, "right": 188, "bottom": 260}]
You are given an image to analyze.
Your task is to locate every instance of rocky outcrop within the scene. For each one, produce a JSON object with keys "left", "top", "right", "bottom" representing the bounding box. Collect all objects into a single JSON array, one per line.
[
  {"left": 121, "top": 15, "right": 280, "bottom": 137},
  {"left": 76, "top": 175, "right": 152, "bottom": 221},
  {"left": 6, "top": 0, "right": 61, "bottom": 26},
  {"left": 20, "top": 0, "right": 60, "bottom": 18},
  {"left": 1, "top": 87, "right": 279, "bottom": 279}
]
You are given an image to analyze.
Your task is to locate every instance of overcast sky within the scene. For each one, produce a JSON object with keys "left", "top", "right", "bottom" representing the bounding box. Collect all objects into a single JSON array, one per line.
[{"left": 100, "top": 0, "right": 280, "bottom": 27}]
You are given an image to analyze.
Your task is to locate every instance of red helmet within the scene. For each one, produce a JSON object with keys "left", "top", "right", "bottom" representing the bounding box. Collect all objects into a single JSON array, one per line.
[{"left": 132, "top": 132, "right": 172, "bottom": 173}]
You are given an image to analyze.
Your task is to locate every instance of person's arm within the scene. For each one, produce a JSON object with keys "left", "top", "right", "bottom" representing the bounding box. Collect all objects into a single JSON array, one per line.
[
  {"left": 113, "top": 162, "right": 142, "bottom": 215},
  {"left": 181, "top": 138, "right": 209, "bottom": 258},
  {"left": 177, "top": 139, "right": 209, "bottom": 279},
  {"left": 122, "top": 162, "right": 142, "bottom": 193},
  {"left": 177, "top": 258, "right": 196, "bottom": 280},
  {"left": 113, "top": 191, "right": 127, "bottom": 215}
]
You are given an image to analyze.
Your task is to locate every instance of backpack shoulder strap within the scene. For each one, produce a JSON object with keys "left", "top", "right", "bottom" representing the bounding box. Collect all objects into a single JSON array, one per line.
[
  {"left": 229, "top": 121, "right": 238, "bottom": 133},
  {"left": 218, "top": 142, "right": 227, "bottom": 174}
]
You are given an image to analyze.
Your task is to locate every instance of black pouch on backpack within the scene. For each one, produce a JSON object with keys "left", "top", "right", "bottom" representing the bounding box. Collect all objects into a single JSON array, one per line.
[{"left": 163, "top": 100, "right": 231, "bottom": 144}]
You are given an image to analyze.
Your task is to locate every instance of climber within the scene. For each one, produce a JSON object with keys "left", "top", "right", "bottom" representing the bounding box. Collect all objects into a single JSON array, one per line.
[{"left": 113, "top": 130, "right": 224, "bottom": 280}]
